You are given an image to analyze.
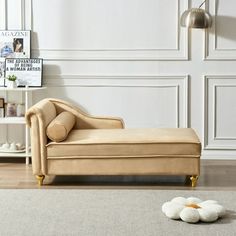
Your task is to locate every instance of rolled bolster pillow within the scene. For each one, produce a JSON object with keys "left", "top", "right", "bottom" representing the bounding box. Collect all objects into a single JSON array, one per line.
[{"left": 46, "top": 111, "right": 76, "bottom": 142}]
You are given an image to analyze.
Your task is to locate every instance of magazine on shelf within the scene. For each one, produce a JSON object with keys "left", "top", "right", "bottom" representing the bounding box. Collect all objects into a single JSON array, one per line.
[{"left": 0, "top": 31, "right": 30, "bottom": 59}]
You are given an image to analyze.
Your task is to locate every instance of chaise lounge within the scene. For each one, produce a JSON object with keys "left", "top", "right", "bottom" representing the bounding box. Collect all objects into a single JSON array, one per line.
[{"left": 26, "top": 98, "right": 201, "bottom": 187}]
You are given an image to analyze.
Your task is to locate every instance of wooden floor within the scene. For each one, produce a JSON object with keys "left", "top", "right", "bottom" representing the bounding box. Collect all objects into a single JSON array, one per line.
[{"left": 0, "top": 159, "right": 236, "bottom": 190}]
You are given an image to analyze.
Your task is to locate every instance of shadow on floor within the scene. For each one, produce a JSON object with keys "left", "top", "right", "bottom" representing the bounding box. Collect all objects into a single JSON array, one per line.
[{"left": 49, "top": 175, "right": 188, "bottom": 187}]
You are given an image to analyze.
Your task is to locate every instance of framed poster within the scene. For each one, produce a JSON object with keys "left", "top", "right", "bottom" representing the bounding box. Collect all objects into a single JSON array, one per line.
[
  {"left": 5, "top": 58, "right": 43, "bottom": 87},
  {"left": 0, "top": 31, "right": 30, "bottom": 59}
]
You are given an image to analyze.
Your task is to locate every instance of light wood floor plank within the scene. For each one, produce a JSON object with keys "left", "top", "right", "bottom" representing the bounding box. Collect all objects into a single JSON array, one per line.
[{"left": 0, "top": 159, "right": 236, "bottom": 190}]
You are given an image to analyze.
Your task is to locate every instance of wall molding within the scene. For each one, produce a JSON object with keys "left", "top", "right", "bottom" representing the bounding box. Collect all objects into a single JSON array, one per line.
[
  {"left": 0, "top": 0, "right": 7, "bottom": 29},
  {"left": 44, "top": 75, "right": 189, "bottom": 128},
  {"left": 0, "top": 0, "right": 189, "bottom": 60},
  {"left": 203, "top": 75, "right": 236, "bottom": 150},
  {"left": 205, "top": 0, "right": 236, "bottom": 60},
  {"left": 213, "top": 85, "right": 236, "bottom": 140},
  {"left": 29, "top": 0, "right": 188, "bottom": 61},
  {"left": 20, "top": 0, "right": 26, "bottom": 30},
  {"left": 0, "top": 0, "right": 29, "bottom": 30},
  {"left": 24, "top": 0, "right": 32, "bottom": 30}
]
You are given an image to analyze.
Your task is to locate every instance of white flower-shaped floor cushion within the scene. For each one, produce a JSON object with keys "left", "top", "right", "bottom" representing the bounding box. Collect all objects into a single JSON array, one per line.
[{"left": 162, "top": 197, "right": 226, "bottom": 223}]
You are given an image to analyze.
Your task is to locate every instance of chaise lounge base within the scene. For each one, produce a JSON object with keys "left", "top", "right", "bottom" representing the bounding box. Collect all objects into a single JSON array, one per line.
[{"left": 26, "top": 99, "right": 201, "bottom": 187}]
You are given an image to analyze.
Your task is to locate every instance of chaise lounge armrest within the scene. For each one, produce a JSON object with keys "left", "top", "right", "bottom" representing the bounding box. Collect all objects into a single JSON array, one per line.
[{"left": 25, "top": 98, "right": 124, "bottom": 175}]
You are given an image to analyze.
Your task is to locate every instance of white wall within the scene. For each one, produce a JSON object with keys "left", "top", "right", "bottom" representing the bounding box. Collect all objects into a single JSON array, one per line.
[{"left": 1, "top": 0, "right": 236, "bottom": 159}]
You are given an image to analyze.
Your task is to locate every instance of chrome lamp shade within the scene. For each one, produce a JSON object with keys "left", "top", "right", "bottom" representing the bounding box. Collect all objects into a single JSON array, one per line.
[{"left": 180, "top": 8, "right": 212, "bottom": 28}]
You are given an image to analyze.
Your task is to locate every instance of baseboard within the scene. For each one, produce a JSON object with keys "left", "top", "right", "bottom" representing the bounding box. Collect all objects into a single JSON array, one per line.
[{"left": 202, "top": 152, "right": 236, "bottom": 160}]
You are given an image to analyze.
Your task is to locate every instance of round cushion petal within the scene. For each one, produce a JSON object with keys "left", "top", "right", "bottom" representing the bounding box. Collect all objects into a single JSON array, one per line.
[
  {"left": 198, "top": 208, "right": 218, "bottom": 222},
  {"left": 162, "top": 201, "right": 172, "bottom": 214},
  {"left": 200, "top": 200, "right": 218, "bottom": 205},
  {"left": 202, "top": 204, "right": 226, "bottom": 218},
  {"left": 213, "top": 204, "right": 226, "bottom": 217},
  {"left": 186, "top": 197, "right": 202, "bottom": 204},
  {"left": 180, "top": 208, "right": 200, "bottom": 223},
  {"left": 171, "top": 197, "right": 187, "bottom": 205},
  {"left": 165, "top": 203, "right": 185, "bottom": 220}
]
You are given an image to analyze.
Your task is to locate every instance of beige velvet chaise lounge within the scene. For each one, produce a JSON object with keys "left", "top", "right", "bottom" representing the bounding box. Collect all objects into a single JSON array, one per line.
[{"left": 26, "top": 98, "right": 201, "bottom": 187}]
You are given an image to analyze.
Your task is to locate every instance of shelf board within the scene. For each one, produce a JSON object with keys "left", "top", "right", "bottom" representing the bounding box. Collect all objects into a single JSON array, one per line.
[
  {"left": 0, "top": 87, "right": 46, "bottom": 91},
  {"left": 0, "top": 152, "right": 31, "bottom": 157},
  {"left": 0, "top": 117, "right": 26, "bottom": 124}
]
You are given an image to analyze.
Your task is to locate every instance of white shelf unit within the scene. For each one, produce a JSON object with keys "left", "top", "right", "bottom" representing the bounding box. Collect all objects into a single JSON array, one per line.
[{"left": 0, "top": 87, "right": 46, "bottom": 164}]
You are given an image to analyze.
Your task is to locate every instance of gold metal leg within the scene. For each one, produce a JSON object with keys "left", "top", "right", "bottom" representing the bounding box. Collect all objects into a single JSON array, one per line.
[
  {"left": 36, "top": 175, "right": 45, "bottom": 186},
  {"left": 190, "top": 175, "right": 199, "bottom": 187}
]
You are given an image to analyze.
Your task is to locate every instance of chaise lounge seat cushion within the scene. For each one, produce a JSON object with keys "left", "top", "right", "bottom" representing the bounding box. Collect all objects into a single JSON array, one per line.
[{"left": 46, "top": 128, "right": 201, "bottom": 159}]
